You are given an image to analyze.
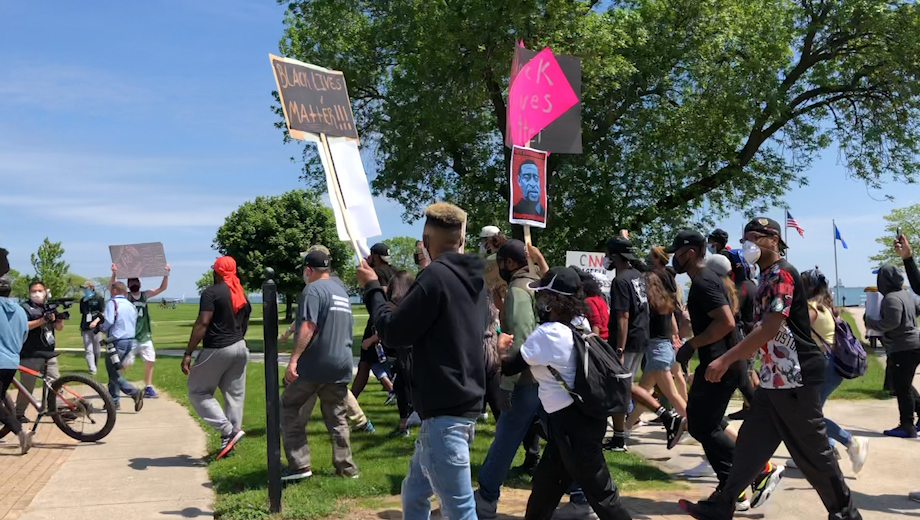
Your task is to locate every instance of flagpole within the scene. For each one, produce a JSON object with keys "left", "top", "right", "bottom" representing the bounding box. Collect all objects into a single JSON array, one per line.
[
  {"left": 785, "top": 208, "right": 789, "bottom": 261},
  {"left": 833, "top": 219, "right": 840, "bottom": 306}
]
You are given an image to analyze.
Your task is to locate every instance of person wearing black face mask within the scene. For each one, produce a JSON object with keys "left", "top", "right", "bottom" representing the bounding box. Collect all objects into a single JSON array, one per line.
[{"left": 474, "top": 239, "right": 543, "bottom": 519}]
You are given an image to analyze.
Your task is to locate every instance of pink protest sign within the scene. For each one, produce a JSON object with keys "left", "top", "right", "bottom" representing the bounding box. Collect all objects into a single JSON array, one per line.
[{"left": 506, "top": 46, "right": 582, "bottom": 154}]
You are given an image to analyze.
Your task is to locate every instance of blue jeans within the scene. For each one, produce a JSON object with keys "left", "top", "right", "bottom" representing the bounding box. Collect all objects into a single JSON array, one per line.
[
  {"left": 820, "top": 353, "right": 852, "bottom": 447},
  {"left": 477, "top": 383, "right": 541, "bottom": 502},
  {"left": 106, "top": 339, "right": 138, "bottom": 405},
  {"left": 402, "top": 416, "right": 477, "bottom": 520}
]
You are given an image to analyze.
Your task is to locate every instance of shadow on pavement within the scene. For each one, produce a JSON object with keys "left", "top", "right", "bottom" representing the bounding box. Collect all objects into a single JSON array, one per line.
[
  {"left": 160, "top": 507, "right": 214, "bottom": 518},
  {"left": 129, "top": 454, "right": 206, "bottom": 470}
]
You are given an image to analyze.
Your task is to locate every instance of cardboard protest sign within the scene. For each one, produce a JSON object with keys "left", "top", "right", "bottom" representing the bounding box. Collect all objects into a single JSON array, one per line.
[
  {"left": 565, "top": 251, "right": 615, "bottom": 293},
  {"left": 109, "top": 242, "right": 168, "bottom": 279},
  {"left": 506, "top": 45, "right": 582, "bottom": 154},
  {"left": 270, "top": 54, "right": 358, "bottom": 142},
  {"left": 509, "top": 145, "right": 549, "bottom": 228},
  {"left": 483, "top": 255, "right": 507, "bottom": 292},
  {"left": 317, "top": 137, "right": 381, "bottom": 242}
]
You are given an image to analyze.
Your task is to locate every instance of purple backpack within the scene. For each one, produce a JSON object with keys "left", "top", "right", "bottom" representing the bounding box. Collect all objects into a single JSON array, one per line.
[{"left": 828, "top": 318, "right": 867, "bottom": 379}]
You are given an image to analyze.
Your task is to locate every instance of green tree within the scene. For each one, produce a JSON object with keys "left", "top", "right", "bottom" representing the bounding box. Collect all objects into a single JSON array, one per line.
[
  {"left": 278, "top": 0, "right": 920, "bottom": 265},
  {"left": 7, "top": 269, "right": 29, "bottom": 300},
  {"left": 870, "top": 204, "right": 920, "bottom": 267},
  {"left": 195, "top": 270, "right": 213, "bottom": 296},
  {"left": 384, "top": 236, "right": 420, "bottom": 274},
  {"left": 213, "top": 189, "right": 351, "bottom": 320},
  {"left": 93, "top": 277, "right": 111, "bottom": 298},
  {"left": 30, "top": 238, "right": 70, "bottom": 299}
]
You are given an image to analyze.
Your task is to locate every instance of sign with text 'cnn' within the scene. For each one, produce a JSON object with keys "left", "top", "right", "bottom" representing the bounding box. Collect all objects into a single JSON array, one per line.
[{"left": 565, "top": 251, "right": 615, "bottom": 293}]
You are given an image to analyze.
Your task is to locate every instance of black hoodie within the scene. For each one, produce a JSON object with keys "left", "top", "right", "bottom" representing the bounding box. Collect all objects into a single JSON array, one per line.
[{"left": 364, "top": 252, "right": 487, "bottom": 419}]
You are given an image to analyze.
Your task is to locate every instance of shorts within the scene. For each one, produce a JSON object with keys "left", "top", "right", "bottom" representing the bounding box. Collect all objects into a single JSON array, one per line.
[
  {"left": 622, "top": 350, "right": 645, "bottom": 378},
  {"left": 125, "top": 339, "right": 156, "bottom": 364},
  {"left": 644, "top": 338, "right": 675, "bottom": 372},
  {"left": 371, "top": 362, "right": 391, "bottom": 381},
  {"left": 359, "top": 343, "right": 381, "bottom": 364}
]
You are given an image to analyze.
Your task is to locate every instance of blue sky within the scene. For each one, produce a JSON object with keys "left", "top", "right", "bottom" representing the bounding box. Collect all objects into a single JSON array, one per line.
[{"left": 1, "top": 2, "right": 918, "bottom": 297}]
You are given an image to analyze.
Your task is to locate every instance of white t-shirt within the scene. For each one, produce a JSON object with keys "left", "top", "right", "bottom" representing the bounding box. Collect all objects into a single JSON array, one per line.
[{"left": 520, "top": 321, "right": 577, "bottom": 414}]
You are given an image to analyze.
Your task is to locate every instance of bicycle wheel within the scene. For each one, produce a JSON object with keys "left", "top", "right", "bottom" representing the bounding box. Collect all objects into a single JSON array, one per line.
[{"left": 48, "top": 374, "right": 117, "bottom": 442}]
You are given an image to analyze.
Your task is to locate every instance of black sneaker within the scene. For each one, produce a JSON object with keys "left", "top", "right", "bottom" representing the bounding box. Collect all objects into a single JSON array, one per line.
[
  {"left": 133, "top": 389, "right": 144, "bottom": 412},
  {"left": 750, "top": 464, "right": 785, "bottom": 509},
  {"left": 281, "top": 466, "right": 313, "bottom": 481},
  {"left": 678, "top": 499, "right": 730, "bottom": 520},
  {"left": 663, "top": 411, "right": 687, "bottom": 450},
  {"left": 217, "top": 429, "right": 245, "bottom": 460},
  {"left": 603, "top": 434, "right": 628, "bottom": 452},
  {"left": 727, "top": 408, "right": 750, "bottom": 421},
  {"left": 512, "top": 455, "right": 539, "bottom": 476}
]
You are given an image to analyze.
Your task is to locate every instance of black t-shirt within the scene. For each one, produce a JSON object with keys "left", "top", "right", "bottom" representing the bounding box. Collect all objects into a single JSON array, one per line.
[
  {"left": 21, "top": 301, "right": 55, "bottom": 359},
  {"left": 607, "top": 268, "right": 650, "bottom": 353},
  {"left": 737, "top": 279, "right": 757, "bottom": 334},
  {"left": 687, "top": 266, "right": 733, "bottom": 366},
  {"left": 200, "top": 283, "right": 252, "bottom": 349},
  {"left": 79, "top": 294, "right": 106, "bottom": 331},
  {"left": 648, "top": 272, "right": 676, "bottom": 340}
]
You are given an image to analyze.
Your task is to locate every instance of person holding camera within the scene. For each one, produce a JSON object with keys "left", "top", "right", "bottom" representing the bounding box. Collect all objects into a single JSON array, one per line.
[
  {"left": 14, "top": 281, "right": 63, "bottom": 423},
  {"left": 91, "top": 281, "right": 144, "bottom": 412},
  {"left": 79, "top": 280, "right": 106, "bottom": 375}
]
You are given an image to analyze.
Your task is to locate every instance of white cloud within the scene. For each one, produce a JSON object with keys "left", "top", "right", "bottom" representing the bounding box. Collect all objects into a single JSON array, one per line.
[{"left": 0, "top": 64, "right": 150, "bottom": 113}]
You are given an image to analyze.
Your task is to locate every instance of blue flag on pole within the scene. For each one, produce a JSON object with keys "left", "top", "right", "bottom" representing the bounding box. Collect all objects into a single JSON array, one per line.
[{"left": 835, "top": 224, "right": 848, "bottom": 249}]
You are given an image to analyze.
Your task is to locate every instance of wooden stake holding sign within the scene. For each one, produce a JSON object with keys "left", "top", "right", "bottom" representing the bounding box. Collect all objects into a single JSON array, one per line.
[{"left": 523, "top": 141, "right": 537, "bottom": 275}]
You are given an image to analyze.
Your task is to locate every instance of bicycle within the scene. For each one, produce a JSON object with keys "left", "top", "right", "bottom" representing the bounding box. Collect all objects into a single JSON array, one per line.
[{"left": 0, "top": 352, "right": 117, "bottom": 442}]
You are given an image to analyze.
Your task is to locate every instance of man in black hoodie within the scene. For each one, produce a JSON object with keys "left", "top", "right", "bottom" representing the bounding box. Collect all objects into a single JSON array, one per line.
[{"left": 357, "top": 202, "right": 486, "bottom": 520}]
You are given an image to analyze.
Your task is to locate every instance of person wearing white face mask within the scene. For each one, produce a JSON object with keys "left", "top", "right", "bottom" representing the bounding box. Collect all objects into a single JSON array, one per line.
[
  {"left": 681, "top": 217, "right": 860, "bottom": 520},
  {"left": 14, "top": 281, "right": 63, "bottom": 423}
]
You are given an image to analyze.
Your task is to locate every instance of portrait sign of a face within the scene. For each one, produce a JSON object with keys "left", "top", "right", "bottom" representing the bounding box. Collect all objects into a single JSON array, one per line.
[{"left": 509, "top": 145, "right": 548, "bottom": 228}]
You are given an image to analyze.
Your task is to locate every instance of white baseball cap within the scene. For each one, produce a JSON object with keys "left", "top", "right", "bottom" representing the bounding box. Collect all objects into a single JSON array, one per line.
[{"left": 480, "top": 226, "right": 501, "bottom": 238}]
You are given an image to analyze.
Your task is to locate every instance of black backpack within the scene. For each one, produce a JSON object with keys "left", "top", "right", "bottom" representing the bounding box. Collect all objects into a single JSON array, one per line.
[{"left": 548, "top": 326, "right": 632, "bottom": 418}]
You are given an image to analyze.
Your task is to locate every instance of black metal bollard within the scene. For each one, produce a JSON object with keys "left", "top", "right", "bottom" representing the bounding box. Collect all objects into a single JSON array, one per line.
[{"left": 262, "top": 268, "right": 282, "bottom": 513}]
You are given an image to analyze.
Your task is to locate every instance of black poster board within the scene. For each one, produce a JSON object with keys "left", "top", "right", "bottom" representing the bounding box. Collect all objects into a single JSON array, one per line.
[
  {"left": 506, "top": 46, "right": 582, "bottom": 154},
  {"left": 270, "top": 54, "right": 358, "bottom": 140}
]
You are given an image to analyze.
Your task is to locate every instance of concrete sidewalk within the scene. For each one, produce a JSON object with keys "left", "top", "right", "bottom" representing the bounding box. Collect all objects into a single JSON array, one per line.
[
  {"left": 628, "top": 398, "right": 920, "bottom": 519},
  {"left": 13, "top": 393, "right": 213, "bottom": 520}
]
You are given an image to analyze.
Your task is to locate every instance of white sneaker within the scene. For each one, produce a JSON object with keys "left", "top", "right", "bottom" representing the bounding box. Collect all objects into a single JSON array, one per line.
[
  {"left": 474, "top": 489, "right": 498, "bottom": 520},
  {"left": 909, "top": 490, "right": 920, "bottom": 503},
  {"left": 847, "top": 437, "right": 869, "bottom": 474},
  {"left": 18, "top": 430, "right": 33, "bottom": 455},
  {"left": 679, "top": 461, "right": 716, "bottom": 478},
  {"left": 407, "top": 411, "right": 422, "bottom": 426},
  {"left": 552, "top": 501, "right": 598, "bottom": 520},
  {"left": 736, "top": 494, "right": 751, "bottom": 512}
]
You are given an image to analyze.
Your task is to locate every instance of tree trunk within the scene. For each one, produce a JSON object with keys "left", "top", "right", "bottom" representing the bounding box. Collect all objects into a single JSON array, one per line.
[{"left": 285, "top": 293, "right": 294, "bottom": 321}]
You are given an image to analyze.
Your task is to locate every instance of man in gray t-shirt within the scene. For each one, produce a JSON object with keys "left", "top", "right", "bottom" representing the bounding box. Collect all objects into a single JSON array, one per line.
[{"left": 280, "top": 247, "right": 358, "bottom": 480}]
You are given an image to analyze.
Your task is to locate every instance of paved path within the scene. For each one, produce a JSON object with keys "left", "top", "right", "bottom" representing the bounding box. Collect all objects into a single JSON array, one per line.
[
  {"left": 13, "top": 392, "right": 213, "bottom": 520},
  {"left": 0, "top": 413, "right": 78, "bottom": 520},
  {"left": 627, "top": 398, "right": 920, "bottom": 519}
]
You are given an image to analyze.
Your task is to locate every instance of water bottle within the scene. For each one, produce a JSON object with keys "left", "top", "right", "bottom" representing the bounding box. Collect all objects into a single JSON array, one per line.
[{"left": 375, "top": 344, "right": 386, "bottom": 364}]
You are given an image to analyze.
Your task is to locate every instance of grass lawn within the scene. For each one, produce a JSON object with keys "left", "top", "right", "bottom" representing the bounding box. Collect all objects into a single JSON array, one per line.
[{"left": 54, "top": 352, "right": 677, "bottom": 520}]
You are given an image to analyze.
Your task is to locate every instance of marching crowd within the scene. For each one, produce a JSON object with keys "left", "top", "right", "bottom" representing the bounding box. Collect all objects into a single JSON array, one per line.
[{"left": 5, "top": 199, "right": 920, "bottom": 519}]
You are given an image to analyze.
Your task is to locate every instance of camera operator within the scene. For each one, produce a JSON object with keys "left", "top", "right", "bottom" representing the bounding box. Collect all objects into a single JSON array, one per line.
[
  {"left": 80, "top": 281, "right": 105, "bottom": 375},
  {"left": 14, "top": 281, "right": 63, "bottom": 423},
  {"left": 91, "top": 281, "right": 144, "bottom": 412}
]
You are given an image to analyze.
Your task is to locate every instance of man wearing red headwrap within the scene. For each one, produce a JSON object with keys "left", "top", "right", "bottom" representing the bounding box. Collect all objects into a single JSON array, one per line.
[{"left": 183, "top": 256, "right": 252, "bottom": 460}]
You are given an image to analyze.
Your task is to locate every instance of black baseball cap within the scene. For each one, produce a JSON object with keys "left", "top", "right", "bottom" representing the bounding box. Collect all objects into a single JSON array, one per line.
[
  {"left": 301, "top": 249, "right": 331, "bottom": 269},
  {"left": 708, "top": 228, "right": 729, "bottom": 245},
  {"left": 569, "top": 266, "right": 594, "bottom": 282},
  {"left": 606, "top": 236, "right": 639, "bottom": 261},
  {"left": 370, "top": 243, "right": 391, "bottom": 262},
  {"left": 527, "top": 267, "right": 581, "bottom": 295},
  {"left": 497, "top": 239, "right": 528, "bottom": 265},
  {"left": 744, "top": 217, "right": 787, "bottom": 248},
  {"left": 665, "top": 230, "right": 706, "bottom": 253}
]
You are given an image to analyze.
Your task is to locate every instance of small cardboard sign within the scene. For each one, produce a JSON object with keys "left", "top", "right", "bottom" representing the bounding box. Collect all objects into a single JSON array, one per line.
[
  {"left": 109, "top": 242, "right": 168, "bottom": 279},
  {"left": 506, "top": 45, "right": 582, "bottom": 154},
  {"left": 509, "top": 145, "right": 549, "bottom": 228},
  {"left": 270, "top": 54, "right": 359, "bottom": 141},
  {"left": 484, "top": 255, "right": 507, "bottom": 291}
]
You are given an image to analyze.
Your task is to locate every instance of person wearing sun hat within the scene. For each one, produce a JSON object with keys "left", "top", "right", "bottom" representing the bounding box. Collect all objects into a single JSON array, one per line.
[{"left": 183, "top": 255, "right": 252, "bottom": 461}]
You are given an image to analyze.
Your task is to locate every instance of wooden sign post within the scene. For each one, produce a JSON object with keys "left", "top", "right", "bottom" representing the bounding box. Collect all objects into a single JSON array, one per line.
[{"left": 523, "top": 141, "right": 536, "bottom": 276}]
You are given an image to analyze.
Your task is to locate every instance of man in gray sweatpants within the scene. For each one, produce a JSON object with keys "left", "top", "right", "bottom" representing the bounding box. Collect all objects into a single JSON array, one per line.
[
  {"left": 182, "top": 256, "right": 252, "bottom": 460},
  {"left": 280, "top": 246, "right": 358, "bottom": 481}
]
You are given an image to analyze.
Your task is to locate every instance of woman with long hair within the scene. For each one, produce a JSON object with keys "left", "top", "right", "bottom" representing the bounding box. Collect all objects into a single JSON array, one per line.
[
  {"left": 802, "top": 269, "right": 869, "bottom": 472},
  {"left": 626, "top": 264, "right": 688, "bottom": 429},
  {"left": 386, "top": 271, "right": 416, "bottom": 435}
]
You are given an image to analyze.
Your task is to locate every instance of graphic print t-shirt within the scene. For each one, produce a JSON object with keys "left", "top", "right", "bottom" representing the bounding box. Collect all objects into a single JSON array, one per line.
[
  {"left": 755, "top": 260, "right": 825, "bottom": 389},
  {"left": 296, "top": 278, "right": 355, "bottom": 384},
  {"left": 607, "top": 269, "right": 649, "bottom": 353}
]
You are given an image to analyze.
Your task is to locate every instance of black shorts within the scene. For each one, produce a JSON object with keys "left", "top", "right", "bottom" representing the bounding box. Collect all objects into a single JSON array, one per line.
[{"left": 360, "top": 344, "right": 381, "bottom": 365}]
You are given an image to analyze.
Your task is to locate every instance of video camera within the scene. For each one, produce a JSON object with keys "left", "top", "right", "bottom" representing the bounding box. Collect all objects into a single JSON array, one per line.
[{"left": 44, "top": 298, "right": 74, "bottom": 322}]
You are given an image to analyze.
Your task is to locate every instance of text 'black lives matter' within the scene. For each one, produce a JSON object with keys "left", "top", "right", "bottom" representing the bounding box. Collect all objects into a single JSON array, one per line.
[{"left": 271, "top": 55, "right": 358, "bottom": 139}]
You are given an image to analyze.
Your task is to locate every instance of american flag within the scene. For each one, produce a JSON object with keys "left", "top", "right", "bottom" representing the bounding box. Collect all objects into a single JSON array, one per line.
[{"left": 786, "top": 210, "right": 805, "bottom": 237}]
